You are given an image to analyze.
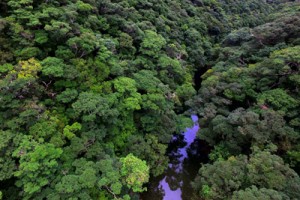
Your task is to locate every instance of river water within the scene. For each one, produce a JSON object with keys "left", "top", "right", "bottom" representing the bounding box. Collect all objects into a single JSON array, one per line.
[{"left": 141, "top": 115, "right": 209, "bottom": 200}]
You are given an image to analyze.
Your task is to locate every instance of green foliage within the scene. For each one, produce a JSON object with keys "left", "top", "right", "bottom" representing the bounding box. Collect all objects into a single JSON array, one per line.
[
  {"left": 223, "top": 28, "right": 252, "bottom": 46},
  {"left": 0, "top": 130, "right": 17, "bottom": 181},
  {"left": 34, "top": 30, "right": 48, "bottom": 44},
  {"left": 193, "top": 149, "right": 300, "bottom": 200},
  {"left": 120, "top": 154, "right": 150, "bottom": 192},
  {"left": 28, "top": 119, "right": 58, "bottom": 141},
  {"left": 15, "top": 58, "right": 42, "bottom": 79},
  {"left": 257, "top": 88, "right": 298, "bottom": 112},
  {"left": 176, "top": 83, "right": 196, "bottom": 104},
  {"left": 190, "top": 12, "right": 300, "bottom": 193},
  {"left": 72, "top": 92, "right": 112, "bottom": 122},
  {"left": 13, "top": 136, "right": 63, "bottom": 197},
  {"left": 41, "top": 57, "right": 65, "bottom": 77},
  {"left": 232, "top": 186, "right": 289, "bottom": 200},
  {"left": 193, "top": 155, "right": 247, "bottom": 199},
  {"left": 0, "top": 63, "right": 13, "bottom": 73},
  {"left": 140, "top": 30, "right": 166, "bottom": 57},
  {"left": 63, "top": 122, "right": 82, "bottom": 140},
  {"left": 201, "top": 184, "right": 213, "bottom": 199},
  {"left": 113, "top": 77, "right": 142, "bottom": 111},
  {"left": 0, "top": 0, "right": 299, "bottom": 199},
  {"left": 76, "top": 1, "right": 94, "bottom": 12},
  {"left": 67, "top": 32, "right": 98, "bottom": 57},
  {"left": 126, "top": 134, "right": 169, "bottom": 177},
  {"left": 56, "top": 88, "right": 78, "bottom": 103},
  {"left": 98, "top": 157, "right": 123, "bottom": 195},
  {"left": 209, "top": 143, "right": 231, "bottom": 162}
]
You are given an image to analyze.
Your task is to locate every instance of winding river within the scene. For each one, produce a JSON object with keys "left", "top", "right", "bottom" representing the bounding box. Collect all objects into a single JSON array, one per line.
[{"left": 141, "top": 115, "right": 208, "bottom": 200}]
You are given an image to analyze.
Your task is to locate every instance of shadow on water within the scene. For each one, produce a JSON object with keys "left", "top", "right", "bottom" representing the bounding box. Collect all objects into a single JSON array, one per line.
[{"left": 141, "top": 115, "right": 210, "bottom": 200}]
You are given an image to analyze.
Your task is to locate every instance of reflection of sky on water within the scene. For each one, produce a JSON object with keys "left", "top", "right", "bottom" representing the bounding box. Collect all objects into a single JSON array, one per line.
[
  {"left": 141, "top": 114, "right": 208, "bottom": 200},
  {"left": 158, "top": 177, "right": 182, "bottom": 200},
  {"left": 158, "top": 115, "right": 199, "bottom": 200}
]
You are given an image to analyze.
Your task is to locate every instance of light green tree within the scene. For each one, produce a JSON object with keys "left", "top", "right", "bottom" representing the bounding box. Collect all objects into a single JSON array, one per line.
[
  {"left": 120, "top": 154, "right": 149, "bottom": 192},
  {"left": 140, "top": 30, "right": 166, "bottom": 57},
  {"left": 13, "top": 136, "right": 63, "bottom": 198}
]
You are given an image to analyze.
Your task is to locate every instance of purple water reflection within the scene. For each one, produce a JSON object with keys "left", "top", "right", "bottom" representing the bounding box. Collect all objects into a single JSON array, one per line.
[
  {"left": 158, "top": 115, "right": 199, "bottom": 200},
  {"left": 159, "top": 177, "right": 182, "bottom": 200}
]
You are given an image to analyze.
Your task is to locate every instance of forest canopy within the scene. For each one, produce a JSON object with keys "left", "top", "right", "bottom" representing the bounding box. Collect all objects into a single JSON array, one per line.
[{"left": 0, "top": 0, "right": 299, "bottom": 199}]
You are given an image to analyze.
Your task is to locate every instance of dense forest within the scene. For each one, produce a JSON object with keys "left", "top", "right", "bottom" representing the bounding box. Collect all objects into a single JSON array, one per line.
[{"left": 0, "top": 0, "right": 299, "bottom": 199}]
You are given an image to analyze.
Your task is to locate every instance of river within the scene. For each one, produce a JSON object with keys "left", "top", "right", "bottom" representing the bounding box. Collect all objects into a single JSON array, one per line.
[{"left": 141, "top": 115, "right": 209, "bottom": 200}]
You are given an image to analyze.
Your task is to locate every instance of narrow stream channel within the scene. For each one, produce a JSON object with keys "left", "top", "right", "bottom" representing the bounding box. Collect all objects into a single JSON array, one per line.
[{"left": 141, "top": 115, "right": 209, "bottom": 200}]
